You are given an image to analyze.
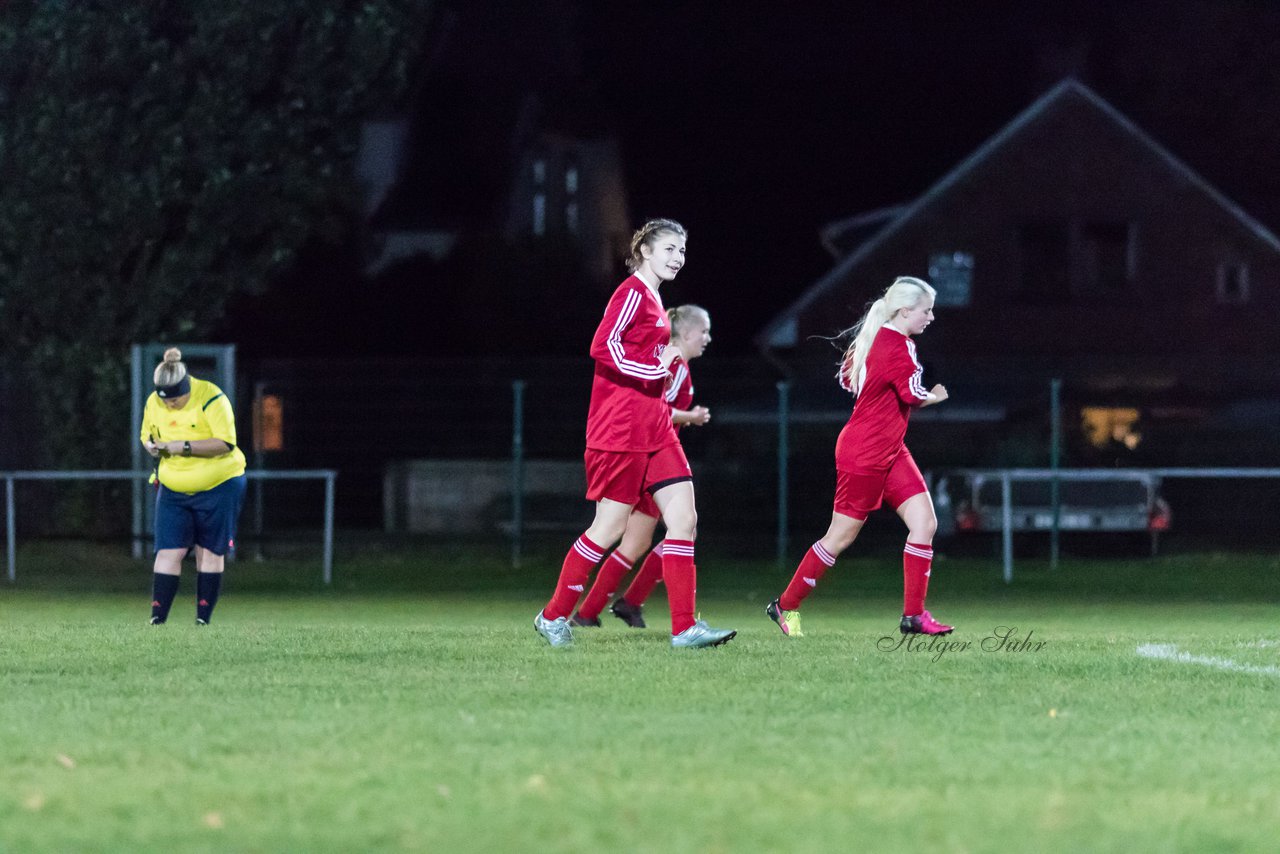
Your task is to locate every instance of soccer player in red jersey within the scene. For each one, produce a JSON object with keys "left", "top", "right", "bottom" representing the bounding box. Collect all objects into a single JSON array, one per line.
[
  {"left": 767, "top": 276, "right": 956, "bottom": 638},
  {"left": 534, "top": 221, "right": 735, "bottom": 649},
  {"left": 570, "top": 304, "right": 713, "bottom": 630}
]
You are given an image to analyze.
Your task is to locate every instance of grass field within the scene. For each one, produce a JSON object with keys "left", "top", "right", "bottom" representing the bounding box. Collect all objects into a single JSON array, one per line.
[{"left": 2, "top": 540, "right": 1278, "bottom": 852}]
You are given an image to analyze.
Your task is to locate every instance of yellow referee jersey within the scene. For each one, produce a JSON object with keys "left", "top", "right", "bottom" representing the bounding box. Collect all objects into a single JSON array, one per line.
[{"left": 140, "top": 378, "right": 247, "bottom": 494}]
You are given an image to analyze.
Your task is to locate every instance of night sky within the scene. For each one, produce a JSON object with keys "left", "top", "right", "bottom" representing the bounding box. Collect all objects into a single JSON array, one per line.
[
  {"left": 236, "top": 0, "right": 1280, "bottom": 357},
  {"left": 572, "top": 0, "right": 1280, "bottom": 352}
]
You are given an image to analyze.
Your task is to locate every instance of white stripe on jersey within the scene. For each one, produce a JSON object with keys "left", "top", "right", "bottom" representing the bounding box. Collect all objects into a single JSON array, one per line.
[
  {"left": 904, "top": 339, "right": 930, "bottom": 400},
  {"left": 665, "top": 363, "right": 687, "bottom": 402},
  {"left": 608, "top": 289, "right": 668, "bottom": 381}
]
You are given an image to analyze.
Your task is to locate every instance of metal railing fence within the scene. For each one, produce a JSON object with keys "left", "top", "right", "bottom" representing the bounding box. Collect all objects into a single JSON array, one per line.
[{"left": 4, "top": 469, "right": 337, "bottom": 584}]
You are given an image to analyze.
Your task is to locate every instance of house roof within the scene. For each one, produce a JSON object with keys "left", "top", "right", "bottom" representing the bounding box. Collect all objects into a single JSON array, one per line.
[
  {"left": 759, "top": 78, "right": 1280, "bottom": 350},
  {"left": 818, "top": 204, "right": 909, "bottom": 259}
]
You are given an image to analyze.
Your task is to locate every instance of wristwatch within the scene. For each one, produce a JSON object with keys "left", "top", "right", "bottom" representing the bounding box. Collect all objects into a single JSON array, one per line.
[{"left": 182, "top": 441, "right": 192, "bottom": 457}]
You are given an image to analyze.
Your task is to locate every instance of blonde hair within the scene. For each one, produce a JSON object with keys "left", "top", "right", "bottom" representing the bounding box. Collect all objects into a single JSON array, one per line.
[
  {"left": 839, "top": 276, "right": 936, "bottom": 394},
  {"left": 626, "top": 218, "right": 687, "bottom": 272},
  {"left": 153, "top": 347, "right": 187, "bottom": 387},
  {"left": 667, "top": 304, "right": 710, "bottom": 340}
]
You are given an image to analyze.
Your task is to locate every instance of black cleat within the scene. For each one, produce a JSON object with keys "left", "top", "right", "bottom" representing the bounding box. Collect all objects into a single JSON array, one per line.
[
  {"left": 195, "top": 618, "right": 209, "bottom": 627},
  {"left": 569, "top": 612, "right": 601, "bottom": 628},
  {"left": 609, "top": 597, "right": 646, "bottom": 628}
]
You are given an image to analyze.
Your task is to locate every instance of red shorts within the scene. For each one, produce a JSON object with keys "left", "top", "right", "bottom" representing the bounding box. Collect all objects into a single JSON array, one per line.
[
  {"left": 834, "top": 448, "right": 927, "bottom": 521},
  {"left": 585, "top": 443, "right": 692, "bottom": 506},
  {"left": 633, "top": 491, "right": 660, "bottom": 519}
]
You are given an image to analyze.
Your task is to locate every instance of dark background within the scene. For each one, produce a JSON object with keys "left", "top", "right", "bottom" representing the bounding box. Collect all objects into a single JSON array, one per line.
[{"left": 224, "top": 0, "right": 1280, "bottom": 359}]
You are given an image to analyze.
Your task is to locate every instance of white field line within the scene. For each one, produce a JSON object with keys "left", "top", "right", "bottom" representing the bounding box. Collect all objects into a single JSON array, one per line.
[{"left": 1137, "top": 643, "right": 1280, "bottom": 677}]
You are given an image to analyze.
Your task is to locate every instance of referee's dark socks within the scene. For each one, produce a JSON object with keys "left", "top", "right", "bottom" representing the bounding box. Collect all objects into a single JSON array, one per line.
[
  {"left": 196, "top": 572, "right": 223, "bottom": 624},
  {"left": 150, "top": 573, "right": 180, "bottom": 623}
]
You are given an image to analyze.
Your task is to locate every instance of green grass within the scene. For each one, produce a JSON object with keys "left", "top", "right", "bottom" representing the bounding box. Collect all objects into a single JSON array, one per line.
[{"left": 2, "top": 541, "right": 1279, "bottom": 852}]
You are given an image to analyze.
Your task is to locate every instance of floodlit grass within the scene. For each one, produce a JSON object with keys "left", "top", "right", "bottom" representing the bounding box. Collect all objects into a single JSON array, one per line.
[{"left": 2, "top": 542, "right": 1278, "bottom": 852}]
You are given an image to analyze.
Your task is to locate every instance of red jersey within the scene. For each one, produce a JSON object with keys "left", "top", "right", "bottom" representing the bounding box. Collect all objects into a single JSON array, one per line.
[
  {"left": 586, "top": 276, "right": 680, "bottom": 452},
  {"left": 834, "top": 325, "right": 931, "bottom": 471},
  {"left": 665, "top": 356, "right": 695, "bottom": 431}
]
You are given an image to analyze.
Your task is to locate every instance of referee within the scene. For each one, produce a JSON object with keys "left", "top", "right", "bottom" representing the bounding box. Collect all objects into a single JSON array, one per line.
[{"left": 140, "top": 347, "right": 247, "bottom": 625}]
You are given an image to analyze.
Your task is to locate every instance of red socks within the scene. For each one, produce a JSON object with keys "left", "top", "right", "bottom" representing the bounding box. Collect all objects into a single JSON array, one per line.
[
  {"left": 661, "top": 539, "right": 696, "bottom": 635},
  {"left": 902, "top": 541, "right": 934, "bottom": 616},
  {"left": 575, "top": 550, "right": 634, "bottom": 621},
  {"left": 778, "top": 541, "right": 837, "bottom": 611},
  {"left": 543, "top": 535, "right": 606, "bottom": 620},
  {"left": 621, "top": 543, "right": 664, "bottom": 607}
]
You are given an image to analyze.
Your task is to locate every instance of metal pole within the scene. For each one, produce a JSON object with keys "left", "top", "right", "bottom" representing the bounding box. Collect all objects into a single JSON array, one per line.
[
  {"left": 511, "top": 380, "right": 526, "bottom": 569},
  {"left": 253, "top": 382, "right": 266, "bottom": 562},
  {"left": 1050, "top": 378, "right": 1062, "bottom": 570},
  {"left": 322, "top": 472, "right": 335, "bottom": 585},
  {"left": 131, "top": 345, "right": 145, "bottom": 559},
  {"left": 776, "top": 380, "right": 791, "bottom": 567},
  {"left": 1001, "top": 472, "right": 1014, "bottom": 583},
  {"left": 6, "top": 477, "right": 14, "bottom": 583}
]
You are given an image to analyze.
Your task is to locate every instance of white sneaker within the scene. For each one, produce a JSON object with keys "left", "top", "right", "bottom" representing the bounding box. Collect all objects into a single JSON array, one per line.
[
  {"left": 534, "top": 612, "right": 574, "bottom": 648},
  {"left": 671, "top": 619, "right": 736, "bottom": 649}
]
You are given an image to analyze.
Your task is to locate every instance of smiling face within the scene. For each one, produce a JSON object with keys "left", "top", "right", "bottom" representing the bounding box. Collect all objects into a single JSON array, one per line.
[
  {"left": 897, "top": 298, "right": 935, "bottom": 336},
  {"left": 638, "top": 230, "right": 686, "bottom": 285}
]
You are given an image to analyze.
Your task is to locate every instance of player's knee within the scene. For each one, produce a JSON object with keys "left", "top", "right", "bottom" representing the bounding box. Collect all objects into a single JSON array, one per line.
[
  {"left": 910, "top": 515, "right": 937, "bottom": 543},
  {"left": 664, "top": 507, "right": 696, "bottom": 539}
]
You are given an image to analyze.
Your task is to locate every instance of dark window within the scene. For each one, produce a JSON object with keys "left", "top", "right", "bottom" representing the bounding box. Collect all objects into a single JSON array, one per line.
[
  {"left": 1217, "top": 263, "right": 1249, "bottom": 304},
  {"left": 1081, "top": 222, "right": 1132, "bottom": 294},
  {"left": 1017, "top": 221, "right": 1071, "bottom": 303}
]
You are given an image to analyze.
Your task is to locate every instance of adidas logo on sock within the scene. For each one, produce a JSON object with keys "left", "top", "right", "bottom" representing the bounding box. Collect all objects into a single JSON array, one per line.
[
  {"left": 803, "top": 577, "right": 817, "bottom": 587},
  {"left": 568, "top": 584, "right": 584, "bottom": 592}
]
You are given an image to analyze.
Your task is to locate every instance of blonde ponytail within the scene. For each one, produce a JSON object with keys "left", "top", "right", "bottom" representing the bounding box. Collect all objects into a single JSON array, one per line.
[{"left": 837, "top": 276, "right": 936, "bottom": 394}]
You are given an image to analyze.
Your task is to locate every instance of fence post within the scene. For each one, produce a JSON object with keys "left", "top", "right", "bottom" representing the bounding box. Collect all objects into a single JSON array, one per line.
[
  {"left": 776, "top": 380, "right": 791, "bottom": 567},
  {"left": 511, "top": 380, "right": 526, "bottom": 569},
  {"left": 6, "top": 476, "right": 14, "bottom": 583},
  {"left": 1001, "top": 472, "right": 1014, "bottom": 583},
  {"left": 1050, "top": 378, "right": 1062, "bottom": 570},
  {"left": 322, "top": 472, "right": 335, "bottom": 585}
]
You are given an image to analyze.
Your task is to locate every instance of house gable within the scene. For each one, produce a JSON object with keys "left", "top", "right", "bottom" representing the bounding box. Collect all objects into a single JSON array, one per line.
[{"left": 761, "top": 79, "right": 1280, "bottom": 365}]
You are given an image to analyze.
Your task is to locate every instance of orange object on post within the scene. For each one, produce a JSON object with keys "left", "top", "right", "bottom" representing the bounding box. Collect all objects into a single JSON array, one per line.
[{"left": 252, "top": 394, "right": 284, "bottom": 452}]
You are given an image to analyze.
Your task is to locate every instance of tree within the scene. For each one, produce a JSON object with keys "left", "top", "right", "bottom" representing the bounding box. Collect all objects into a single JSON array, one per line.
[{"left": 0, "top": 1, "right": 432, "bottom": 479}]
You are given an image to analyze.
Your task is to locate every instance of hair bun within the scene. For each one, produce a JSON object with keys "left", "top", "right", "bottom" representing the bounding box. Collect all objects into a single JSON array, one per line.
[{"left": 163, "top": 347, "right": 182, "bottom": 363}]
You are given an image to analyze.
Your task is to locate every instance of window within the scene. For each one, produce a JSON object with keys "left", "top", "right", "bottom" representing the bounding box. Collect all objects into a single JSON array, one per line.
[
  {"left": 1016, "top": 219, "right": 1136, "bottom": 302},
  {"left": 532, "top": 194, "right": 546, "bottom": 236},
  {"left": 565, "top": 166, "right": 579, "bottom": 195},
  {"left": 1217, "top": 262, "right": 1249, "bottom": 304},
  {"left": 1080, "top": 407, "right": 1142, "bottom": 450},
  {"left": 928, "top": 252, "right": 974, "bottom": 307},
  {"left": 532, "top": 159, "right": 546, "bottom": 185},
  {"left": 1081, "top": 222, "right": 1132, "bottom": 294},
  {"left": 1016, "top": 221, "right": 1071, "bottom": 303},
  {"left": 566, "top": 201, "right": 579, "bottom": 236}
]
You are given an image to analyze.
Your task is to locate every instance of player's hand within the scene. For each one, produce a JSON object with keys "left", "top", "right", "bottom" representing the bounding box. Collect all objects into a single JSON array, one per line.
[
  {"left": 689, "top": 406, "right": 711, "bottom": 426},
  {"left": 145, "top": 440, "right": 163, "bottom": 459},
  {"left": 930, "top": 384, "right": 949, "bottom": 403}
]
